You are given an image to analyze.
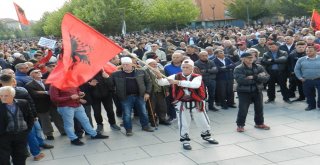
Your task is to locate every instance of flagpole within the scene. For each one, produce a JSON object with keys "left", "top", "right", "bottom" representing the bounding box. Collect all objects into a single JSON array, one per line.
[{"left": 128, "top": 54, "right": 167, "bottom": 78}]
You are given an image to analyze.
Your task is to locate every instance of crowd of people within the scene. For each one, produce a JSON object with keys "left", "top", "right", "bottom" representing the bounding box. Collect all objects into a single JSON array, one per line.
[{"left": 0, "top": 17, "right": 320, "bottom": 164}]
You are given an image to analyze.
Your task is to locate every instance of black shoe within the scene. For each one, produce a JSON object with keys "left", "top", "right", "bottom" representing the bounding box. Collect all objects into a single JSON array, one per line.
[
  {"left": 305, "top": 107, "right": 316, "bottom": 111},
  {"left": 159, "top": 120, "right": 171, "bottom": 125},
  {"left": 209, "top": 106, "right": 219, "bottom": 111},
  {"left": 76, "top": 133, "right": 83, "bottom": 139},
  {"left": 228, "top": 105, "right": 237, "bottom": 108},
  {"left": 46, "top": 136, "right": 54, "bottom": 140},
  {"left": 284, "top": 99, "right": 292, "bottom": 104},
  {"left": 126, "top": 129, "right": 133, "bottom": 136},
  {"left": 40, "top": 144, "right": 54, "bottom": 149},
  {"left": 222, "top": 106, "right": 228, "bottom": 110},
  {"left": 203, "top": 138, "right": 219, "bottom": 144},
  {"left": 92, "top": 133, "right": 109, "bottom": 139},
  {"left": 183, "top": 143, "right": 192, "bottom": 150},
  {"left": 264, "top": 99, "right": 275, "bottom": 104},
  {"left": 293, "top": 97, "right": 305, "bottom": 102},
  {"left": 71, "top": 138, "right": 84, "bottom": 146}
]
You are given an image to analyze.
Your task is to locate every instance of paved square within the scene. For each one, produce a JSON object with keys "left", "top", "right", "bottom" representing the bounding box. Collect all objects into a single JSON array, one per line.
[{"left": 27, "top": 91, "right": 320, "bottom": 165}]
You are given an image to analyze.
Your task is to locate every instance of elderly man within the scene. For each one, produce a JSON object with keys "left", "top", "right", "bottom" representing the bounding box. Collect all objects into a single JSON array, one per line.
[
  {"left": 25, "top": 69, "right": 65, "bottom": 140},
  {"left": 144, "top": 59, "right": 170, "bottom": 126},
  {"left": 195, "top": 51, "right": 219, "bottom": 111},
  {"left": 111, "top": 57, "right": 154, "bottom": 136},
  {"left": 213, "top": 49, "right": 236, "bottom": 109},
  {"left": 205, "top": 46, "right": 215, "bottom": 60},
  {"left": 234, "top": 53, "right": 270, "bottom": 132},
  {"left": 261, "top": 41, "right": 291, "bottom": 104},
  {"left": 0, "top": 86, "right": 34, "bottom": 165},
  {"left": 279, "top": 36, "right": 295, "bottom": 55},
  {"left": 156, "top": 59, "right": 219, "bottom": 150},
  {"left": 142, "top": 43, "right": 167, "bottom": 63},
  {"left": 294, "top": 45, "right": 320, "bottom": 111},
  {"left": 15, "top": 63, "right": 32, "bottom": 87}
]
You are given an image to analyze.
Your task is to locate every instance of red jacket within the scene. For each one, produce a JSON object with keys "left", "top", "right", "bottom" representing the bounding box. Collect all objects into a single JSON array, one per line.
[{"left": 49, "top": 86, "right": 81, "bottom": 107}]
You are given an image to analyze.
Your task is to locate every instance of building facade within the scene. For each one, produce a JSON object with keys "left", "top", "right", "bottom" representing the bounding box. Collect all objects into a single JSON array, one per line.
[{"left": 192, "top": 0, "right": 244, "bottom": 28}]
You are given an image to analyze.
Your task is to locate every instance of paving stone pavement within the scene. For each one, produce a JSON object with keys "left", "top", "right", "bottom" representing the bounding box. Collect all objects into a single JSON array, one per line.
[{"left": 26, "top": 91, "right": 320, "bottom": 165}]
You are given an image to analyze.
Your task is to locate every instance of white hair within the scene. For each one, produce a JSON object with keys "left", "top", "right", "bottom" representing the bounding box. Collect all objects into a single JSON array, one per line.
[{"left": 0, "top": 86, "right": 16, "bottom": 97}]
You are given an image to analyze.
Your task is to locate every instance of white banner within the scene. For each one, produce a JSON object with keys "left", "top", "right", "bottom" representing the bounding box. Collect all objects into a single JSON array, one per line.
[{"left": 37, "top": 37, "right": 57, "bottom": 49}]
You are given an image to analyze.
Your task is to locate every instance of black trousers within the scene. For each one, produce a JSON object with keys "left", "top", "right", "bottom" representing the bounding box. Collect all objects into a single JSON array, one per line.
[
  {"left": 289, "top": 75, "right": 305, "bottom": 99},
  {"left": 267, "top": 70, "right": 290, "bottom": 100},
  {"left": 112, "top": 93, "right": 123, "bottom": 116},
  {"left": 236, "top": 92, "right": 264, "bottom": 126},
  {"left": 216, "top": 79, "right": 234, "bottom": 107},
  {"left": 92, "top": 93, "right": 116, "bottom": 125},
  {"left": 0, "top": 133, "right": 29, "bottom": 165}
]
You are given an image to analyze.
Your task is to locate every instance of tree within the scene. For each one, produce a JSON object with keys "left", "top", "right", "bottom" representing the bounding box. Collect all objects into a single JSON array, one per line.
[
  {"left": 225, "top": 0, "right": 272, "bottom": 23},
  {"left": 43, "top": 1, "right": 74, "bottom": 36},
  {"left": 146, "top": 0, "right": 200, "bottom": 30},
  {"left": 30, "top": 12, "right": 50, "bottom": 36}
]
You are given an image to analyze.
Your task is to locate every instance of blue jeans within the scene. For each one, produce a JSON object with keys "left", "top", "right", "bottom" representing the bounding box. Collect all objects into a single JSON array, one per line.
[
  {"left": 57, "top": 105, "right": 97, "bottom": 140},
  {"left": 121, "top": 96, "right": 149, "bottom": 130},
  {"left": 303, "top": 79, "right": 320, "bottom": 108},
  {"left": 28, "top": 120, "right": 44, "bottom": 156}
]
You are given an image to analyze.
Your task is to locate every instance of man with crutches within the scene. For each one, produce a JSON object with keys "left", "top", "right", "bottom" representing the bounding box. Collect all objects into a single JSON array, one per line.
[{"left": 155, "top": 59, "right": 219, "bottom": 150}]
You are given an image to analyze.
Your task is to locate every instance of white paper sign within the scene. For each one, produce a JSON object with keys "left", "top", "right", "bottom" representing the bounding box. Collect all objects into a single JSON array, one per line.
[{"left": 37, "top": 37, "right": 57, "bottom": 49}]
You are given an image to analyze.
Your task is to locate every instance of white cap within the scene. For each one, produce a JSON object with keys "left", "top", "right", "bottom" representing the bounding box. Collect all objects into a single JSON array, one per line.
[
  {"left": 13, "top": 52, "right": 22, "bottom": 58},
  {"left": 146, "top": 59, "right": 156, "bottom": 65},
  {"left": 121, "top": 57, "right": 132, "bottom": 64},
  {"left": 182, "top": 59, "right": 194, "bottom": 67}
]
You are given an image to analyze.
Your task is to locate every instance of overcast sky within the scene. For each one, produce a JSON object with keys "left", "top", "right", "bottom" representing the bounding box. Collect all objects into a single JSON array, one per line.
[{"left": 0, "top": 0, "right": 67, "bottom": 21}]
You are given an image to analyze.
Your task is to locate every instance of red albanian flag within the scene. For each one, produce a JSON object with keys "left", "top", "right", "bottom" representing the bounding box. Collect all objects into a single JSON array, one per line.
[
  {"left": 103, "top": 62, "right": 117, "bottom": 75},
  {"left": 13, "top": 2, "right": 30, "bottom": 26},
  {"left": 46, "top": 13, "right": 123, "bottom": 89},
  {"left": 311, "top": 9, "right": 320, "bottom": 31}
]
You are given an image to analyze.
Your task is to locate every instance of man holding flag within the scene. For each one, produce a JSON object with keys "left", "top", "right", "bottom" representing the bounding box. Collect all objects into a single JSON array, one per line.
[{"left": 46, "top": 13, "right": 123, "bottom": 145}]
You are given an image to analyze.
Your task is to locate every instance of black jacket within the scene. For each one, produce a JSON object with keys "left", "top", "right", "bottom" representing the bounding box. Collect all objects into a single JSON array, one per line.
[
  {"left": 25, "top": 80, "right": 52, "bottom": 113},
  {"left": 279, "top": 44, "right": 295, "bottom": 55},
  {"left": 89, "top": 71, "right": 114, "bottom": 98},
  {"left": 15, "top": 87, "right": 37, "bottom": 117},
  {"left": 194, "top": 59, "right": 218, "bottom": 83},
  {"left": 261, "top": 50, "right": 288, "bottom": 72},
  {"left": 288, "top": 50, "right": 306, "bottom": 73},
  {"left": 213, "top": 57, "right": 236, "bottom": 81},
  {"left": 234, "top": 63, "right": 270, "bottom": 93},
  {"left": 0, "top": 99, "right": 34, "bottom": 135},
  {"left": 111, "top": 69, "right": 152, "bottom": 101}
]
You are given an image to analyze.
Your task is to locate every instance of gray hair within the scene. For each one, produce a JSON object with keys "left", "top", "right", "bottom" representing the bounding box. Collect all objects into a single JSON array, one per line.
[
  {"left": 247, "top": 48, "right": 260, "bottom": 57},
  {"left": 14, "top": 63, "right": 28, "bottom": 70},
  {"left": 0, "top": 86, "right": 16, "bottom": 97},
  {"left": 205, "top": 46, "right": 214, "bottom": 51}
]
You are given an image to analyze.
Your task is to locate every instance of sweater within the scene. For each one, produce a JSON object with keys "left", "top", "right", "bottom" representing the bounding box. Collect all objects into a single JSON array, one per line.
[{"left": 294, "top": 55, "right": 320, "bottom": 80}]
